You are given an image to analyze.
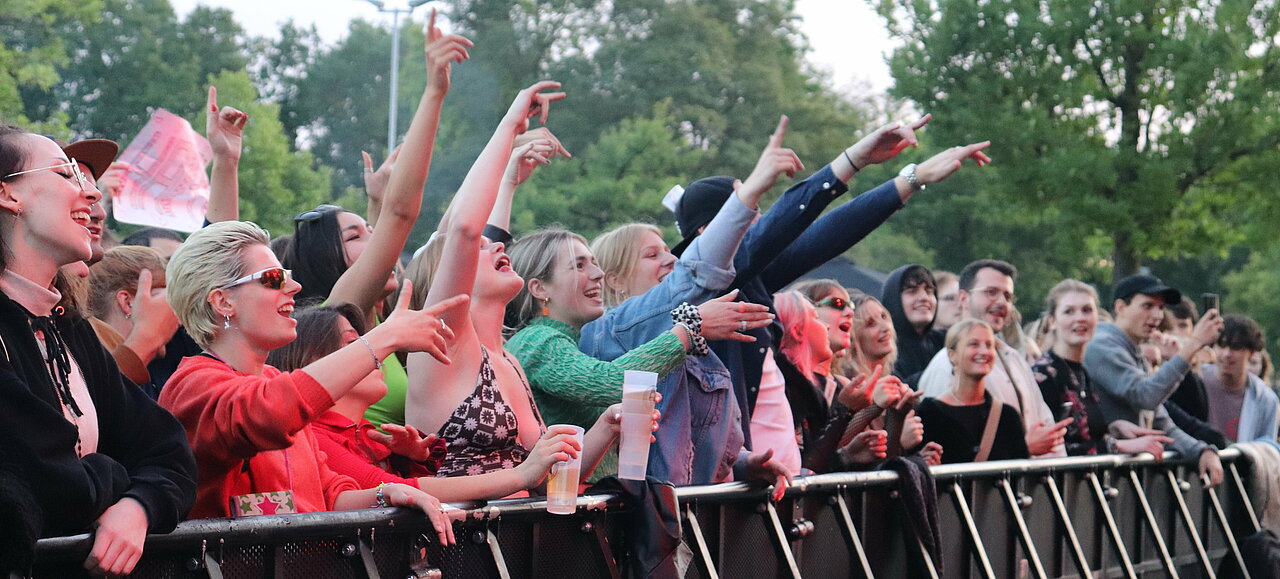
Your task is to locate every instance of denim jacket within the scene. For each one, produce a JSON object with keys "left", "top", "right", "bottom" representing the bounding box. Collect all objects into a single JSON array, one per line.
[
  {"left": 712, "top": 166, "right": 903, "bottom": 443},
  {"left": 579, "top": 231, "right": 742, "bottom": 486}
]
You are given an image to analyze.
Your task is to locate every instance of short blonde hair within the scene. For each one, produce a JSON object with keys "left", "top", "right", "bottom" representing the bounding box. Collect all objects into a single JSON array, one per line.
[
  {"left": 944, "top": 318, "right": 995, "bottom": 352},
  {"left": 592, "top": 223, "right": 663, "bottom": 308},
  {"left": 166, "top": 221, "right": 271, "bottom": 348},
  {"left": 87, "top": 246, "right": 167, "bottom": 319}
]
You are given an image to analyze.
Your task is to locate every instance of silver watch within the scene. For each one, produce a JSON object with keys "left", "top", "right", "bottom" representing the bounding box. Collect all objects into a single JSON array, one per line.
[{"left": 898, "top": 163, "right": 926, "bottom": 191}]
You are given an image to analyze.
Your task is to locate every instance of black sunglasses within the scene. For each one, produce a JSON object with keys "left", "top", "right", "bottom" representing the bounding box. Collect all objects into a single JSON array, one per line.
[{"left": 294, "top": 204, "right": 343, "bottom": 223}]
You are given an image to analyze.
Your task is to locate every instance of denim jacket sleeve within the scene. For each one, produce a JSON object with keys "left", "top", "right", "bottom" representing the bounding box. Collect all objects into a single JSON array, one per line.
[
  {"left": 760, "top": 178, "right": 903, "bottom": 293},
  {"left": 731, "top": 164, "right": 849, "bottom": 289},
  {"left": 580, "top": 233, "right": 737, "bottom": 360}
]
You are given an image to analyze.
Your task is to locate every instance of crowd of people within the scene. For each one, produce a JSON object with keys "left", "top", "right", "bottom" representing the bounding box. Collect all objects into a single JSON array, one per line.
[{"left": 0, "top": 13, "right": 1275, "bottom": 575}]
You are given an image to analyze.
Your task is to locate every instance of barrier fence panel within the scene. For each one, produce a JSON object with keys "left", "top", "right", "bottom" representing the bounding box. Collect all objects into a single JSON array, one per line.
[{"left": 30, "top": 448, "right": 1261, "bottom": 578}]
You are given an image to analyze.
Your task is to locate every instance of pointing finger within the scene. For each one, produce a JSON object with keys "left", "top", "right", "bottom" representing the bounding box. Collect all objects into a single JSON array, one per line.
[
  {"left": 768, "top": 115, "right": 789, "bottom": 149},
  {"left": 207, "top": 85, "right": 218, "bottom": 113},
  {"left": 910, "top": 113, "right": 932, "bottom": 130}
]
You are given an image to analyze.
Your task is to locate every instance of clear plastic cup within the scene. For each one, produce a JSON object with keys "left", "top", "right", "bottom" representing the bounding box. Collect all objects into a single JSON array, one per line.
[
  {"left": 546, "top": 424, "right": 585, "bottom": 515},
  {"left": 617, "top": 371, "right": 658, "bottom": 480}
]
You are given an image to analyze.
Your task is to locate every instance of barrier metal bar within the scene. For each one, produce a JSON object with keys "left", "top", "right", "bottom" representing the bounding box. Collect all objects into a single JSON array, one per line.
[
  {"left": 1043, "top": 476, "right": 1093, "bottom": 579},
  {"left": 832, "top": 493, "right": 877, "bottom": 578},
  {"left": 1126, "top": 470, "right": 1178, "bottom": 576},
  {"left": 1085, "top": 472, "right": 1138, "bottom": 579},
  {"left": 486, "top": 528, "right": 512, "bottom": 579},
  {"left": 1203, "top": 477, "right": 1251, "bottom": 579},
  {"left": 950, "top": 481, "right": 996, "bottom": 579},
  {"left": 763, "top": 501, "right": 802, "bottom": 579},
  {"left": 997, "top": 478, "right": 1047, "bottom": 579},
  {"left": 1165, "top": 471, "right": 1216, "bottom": 578},
  {"left": 684, "top": 504, "right": 719, "bottom": 579},
  {"left": 1229, "top": 462, "right": 1263, "bottom": 533}
]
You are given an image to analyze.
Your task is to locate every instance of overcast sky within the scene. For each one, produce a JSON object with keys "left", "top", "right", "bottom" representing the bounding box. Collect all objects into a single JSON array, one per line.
[{"left": 169, "top": 0, "right": 897, "bottom": 93}]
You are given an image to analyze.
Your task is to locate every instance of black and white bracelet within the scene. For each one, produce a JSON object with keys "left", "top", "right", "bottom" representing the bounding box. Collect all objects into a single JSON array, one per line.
[{"left": 671, "top": 302, "right": 709, "bottom": 356}]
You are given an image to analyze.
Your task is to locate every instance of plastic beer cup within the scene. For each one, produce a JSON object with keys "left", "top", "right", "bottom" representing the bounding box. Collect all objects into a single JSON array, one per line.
[
  {"left": 617, "top": 371, "right": 658, "bottom": 480},
  {"left": 546, "top": 425, "right": 585, "bottom": 515}
]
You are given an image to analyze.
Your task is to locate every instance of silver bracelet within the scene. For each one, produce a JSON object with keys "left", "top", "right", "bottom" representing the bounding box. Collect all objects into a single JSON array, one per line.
[{"left": 357, "top": 336, "right": 384, "bottom": 370}]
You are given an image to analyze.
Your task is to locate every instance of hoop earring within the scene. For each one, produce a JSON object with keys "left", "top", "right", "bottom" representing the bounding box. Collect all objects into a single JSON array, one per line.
[{"left": 541, "top": 298, "right": 550, "bottom": 317}]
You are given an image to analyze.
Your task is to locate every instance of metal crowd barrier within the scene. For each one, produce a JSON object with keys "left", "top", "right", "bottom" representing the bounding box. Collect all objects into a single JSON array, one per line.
[{"left": 32, "top": 448, "right": 1262, "bottom": 578}]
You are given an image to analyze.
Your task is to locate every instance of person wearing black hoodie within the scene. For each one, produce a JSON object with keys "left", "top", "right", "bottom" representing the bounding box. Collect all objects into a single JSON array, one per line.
[{"left": 882, "top": 264, "right": 945, "bottom": 386}]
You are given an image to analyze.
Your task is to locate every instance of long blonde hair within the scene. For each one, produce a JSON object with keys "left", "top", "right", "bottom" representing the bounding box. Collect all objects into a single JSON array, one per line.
[
  {"left": 848, "top": 293, "right": 897, "bottom": 378},
  {"left": 592, "top": 223, "right": 663, "bottom": 308}
]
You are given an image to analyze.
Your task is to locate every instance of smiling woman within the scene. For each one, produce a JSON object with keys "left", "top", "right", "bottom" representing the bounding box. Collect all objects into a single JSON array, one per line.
[
  {"left": 158, "top": 221, "right": 463, "bottom": 546},
  {"left": 0, "top": 125, "right": 197, "bottom": 576}
]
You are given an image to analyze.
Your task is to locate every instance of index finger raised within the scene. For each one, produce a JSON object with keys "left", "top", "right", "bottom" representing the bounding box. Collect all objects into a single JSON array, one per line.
[
  {"left": 207, "top": 86, "right": 218, "bottom": 113},
  {"left": 768, "top": 115, "right": 789, "bottom": 148}
]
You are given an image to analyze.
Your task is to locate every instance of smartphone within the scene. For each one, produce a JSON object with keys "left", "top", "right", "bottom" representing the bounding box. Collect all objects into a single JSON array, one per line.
[
  {"left": 1201, "top": 293, "right": 1220, "bottom": 314},
  {"left": 1060, "top": 402, "right": 1073, "bottom": 419}
]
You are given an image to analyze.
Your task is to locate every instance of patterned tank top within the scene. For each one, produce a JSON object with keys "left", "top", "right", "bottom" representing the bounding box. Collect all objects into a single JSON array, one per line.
[{"left": 435, "top": 347, "right": 545, "bottom": 477}]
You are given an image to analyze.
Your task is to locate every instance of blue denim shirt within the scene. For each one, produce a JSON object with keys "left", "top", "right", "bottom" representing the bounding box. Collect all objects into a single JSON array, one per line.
[{"left": 579, "top": 235, "right": 743, "bottom": 486}]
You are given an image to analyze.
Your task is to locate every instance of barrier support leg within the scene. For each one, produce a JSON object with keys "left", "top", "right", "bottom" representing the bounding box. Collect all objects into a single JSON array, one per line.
[
  {"left": 1085, "top": 472, "right": 1137, "bottom": 579},
  {"left": 950, "top": 481, "right": 996, "bottom": 579}
]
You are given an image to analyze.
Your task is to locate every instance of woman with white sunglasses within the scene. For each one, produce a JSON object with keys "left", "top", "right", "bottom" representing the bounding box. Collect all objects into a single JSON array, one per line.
[{"left": 0, "top": 125, "right": 197, "bottom": 575}]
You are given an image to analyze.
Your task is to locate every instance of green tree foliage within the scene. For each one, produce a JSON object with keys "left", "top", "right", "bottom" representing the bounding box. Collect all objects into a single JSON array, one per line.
[
  {"left": 24, "top": 0, "right": 247, "bottom": 142},
  {"left": 509, "top": 104, "right": 706, "bottom": 240},
  {"left": 876, "top": 0, "right": 1280, "bottom": 284},
  {"left": 0, "top": 0, "right": 101, "bottom": 131}
]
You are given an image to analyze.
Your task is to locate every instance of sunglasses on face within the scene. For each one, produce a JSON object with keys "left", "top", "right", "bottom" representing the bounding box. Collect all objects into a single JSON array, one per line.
[
  {"left": 220, "top": 267, "right": 293, "bottom": 291},
  {"left": 815, "top": 296, "right": 851, "bottom": 311},
  {"left": 3, "top": 159, "right": 88, "bottom": 192},
  {"left": 294, "top": 204, "right": 343, "bottom": 223}
]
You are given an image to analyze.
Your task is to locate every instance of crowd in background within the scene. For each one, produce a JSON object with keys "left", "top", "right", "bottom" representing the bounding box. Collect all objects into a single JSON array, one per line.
[{"left": 0, "top": 13, "right": 1275, "bottom": 575}]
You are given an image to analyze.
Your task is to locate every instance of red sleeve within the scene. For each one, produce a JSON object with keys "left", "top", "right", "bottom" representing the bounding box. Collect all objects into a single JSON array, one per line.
[
  {"left": 159, "top": 356, "right": 334, "bottom": 467},
  {"left": 310, "top": 425, "right": 417, "bottom": 488}
]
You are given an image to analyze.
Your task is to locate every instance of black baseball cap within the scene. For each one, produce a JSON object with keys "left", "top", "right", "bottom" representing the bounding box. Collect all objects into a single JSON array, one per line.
[
  {"left": 671, "top": 175, "right": 734, "bottom": 257},
  {"left": 1112, "top": 274, "right": 1182, "bottom": 305}
]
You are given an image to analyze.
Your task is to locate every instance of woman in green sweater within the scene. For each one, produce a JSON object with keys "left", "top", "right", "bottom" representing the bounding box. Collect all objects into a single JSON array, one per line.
[{"left": 505, "top": 228, "right": 771, "bottom": 478}]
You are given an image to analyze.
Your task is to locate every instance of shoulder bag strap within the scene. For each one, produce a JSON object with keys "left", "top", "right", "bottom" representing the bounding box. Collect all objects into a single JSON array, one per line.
[{"left": 974, "top": 396, "right": 1004, "bottom": 462}]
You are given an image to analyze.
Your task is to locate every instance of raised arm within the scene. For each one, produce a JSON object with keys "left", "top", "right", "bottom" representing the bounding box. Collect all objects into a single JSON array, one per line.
[
  {"left": 205, "top": 86, "right": 246, "bottom": 223},
  {"left": 328, "top": 11, "right": 471, "bottom": 312},
  {"left": 361, "top": 146, "right": 400, "bottom": 228},
  {"left": 422, "top": 81, "right": 566, "bottom": 333}
]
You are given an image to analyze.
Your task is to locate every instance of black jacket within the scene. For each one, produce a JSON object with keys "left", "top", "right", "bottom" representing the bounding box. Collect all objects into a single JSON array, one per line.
[
  {"left": 881, "top": 265, "right": 944, "bottom": 383},
  {"left": 0, "top": 291, "right": 195, "bottom": 537}
]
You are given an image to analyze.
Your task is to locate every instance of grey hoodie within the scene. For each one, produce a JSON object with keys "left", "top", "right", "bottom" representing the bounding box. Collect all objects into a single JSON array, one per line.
[{"left": 1084, "top": 322, "right": 1208, "bottom": 458}]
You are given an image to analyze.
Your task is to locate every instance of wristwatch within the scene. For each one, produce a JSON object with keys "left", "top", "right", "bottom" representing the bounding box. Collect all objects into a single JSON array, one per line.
[{"left": 898, "top": 163, "right": 925, "bottom": 191}]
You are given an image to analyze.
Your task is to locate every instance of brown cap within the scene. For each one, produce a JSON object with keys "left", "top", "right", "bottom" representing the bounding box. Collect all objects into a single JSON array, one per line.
[{"left": 54, "top": 138, "right": 119, "bottom": 180}]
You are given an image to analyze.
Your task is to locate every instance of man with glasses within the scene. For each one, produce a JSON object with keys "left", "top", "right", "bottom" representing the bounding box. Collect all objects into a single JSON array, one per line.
[
  {"left": 918, "top": 259, "right": 1067, "bottom": 457},
  {"left": 1084, "top": 273, "right": 1226, "bottom": 486}
]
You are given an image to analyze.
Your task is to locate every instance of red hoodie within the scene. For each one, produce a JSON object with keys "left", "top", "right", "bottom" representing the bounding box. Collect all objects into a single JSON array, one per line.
[{"left": 159, "top": 355, "right": 360, "bottom": 519}]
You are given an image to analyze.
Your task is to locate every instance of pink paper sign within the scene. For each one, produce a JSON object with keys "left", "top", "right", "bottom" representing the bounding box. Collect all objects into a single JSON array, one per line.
[{"left": 112, "top": 109, "right": 212, "bottom": 232}]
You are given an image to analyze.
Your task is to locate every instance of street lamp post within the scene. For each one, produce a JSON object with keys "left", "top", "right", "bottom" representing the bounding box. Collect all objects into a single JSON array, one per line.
[{"left": 359, "top": 0, "right": 430, "bottom": 153}]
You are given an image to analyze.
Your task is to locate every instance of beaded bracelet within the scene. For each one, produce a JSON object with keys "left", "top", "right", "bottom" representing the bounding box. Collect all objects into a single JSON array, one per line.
[
  {"left": 373, "top": 483, "right": 389, "bottom": 508},
  {"left": 357, "top": 336, "right": 384, "bottom": 370},
  {"left": 670, "top": 302, "right": 709, "bottom": 356}
]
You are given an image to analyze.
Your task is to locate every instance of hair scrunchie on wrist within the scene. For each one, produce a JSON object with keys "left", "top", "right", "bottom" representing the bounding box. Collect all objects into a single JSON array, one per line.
[{"left": 671, "top": 302, "right": 709, "bottom": 356}]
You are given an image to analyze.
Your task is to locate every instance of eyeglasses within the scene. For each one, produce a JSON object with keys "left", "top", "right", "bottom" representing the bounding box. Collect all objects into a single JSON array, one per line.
[
  {"left": 220, "top": 267, "right": 293, "bottom": 291},
  {"left": 972, "top": 286, "right": 1016, "bottom": 304},
  {"left": 2, "top": 159, "right": 88, "bottom": 192},
  {"left": 294, "top": 204, "right": 343, "bottom": 223},
  {"left": 815, "top": 296, "right": 851, "bottom": 311}
]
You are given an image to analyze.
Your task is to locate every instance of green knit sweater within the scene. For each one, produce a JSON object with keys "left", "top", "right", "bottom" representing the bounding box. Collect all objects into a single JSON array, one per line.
[{"left": 507, "top": 317, "right": 686, "bottom": 479}]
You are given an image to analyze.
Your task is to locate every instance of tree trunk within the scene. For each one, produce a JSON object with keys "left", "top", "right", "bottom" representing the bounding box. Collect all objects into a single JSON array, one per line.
[{"left": 1112, "top": 229, "right": 1139, "bottom": 281}]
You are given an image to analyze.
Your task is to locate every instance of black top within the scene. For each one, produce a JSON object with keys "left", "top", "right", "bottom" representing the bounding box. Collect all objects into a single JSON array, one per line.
[
  {"left": 916, "top": 393, "right": 1029, "bottom": 464},
  {"left": 1032, "top": 350, "right": 1106, "bottom": 455},
  {"left": 0, "top": 291, "right": 196, "bottom": 537}
]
